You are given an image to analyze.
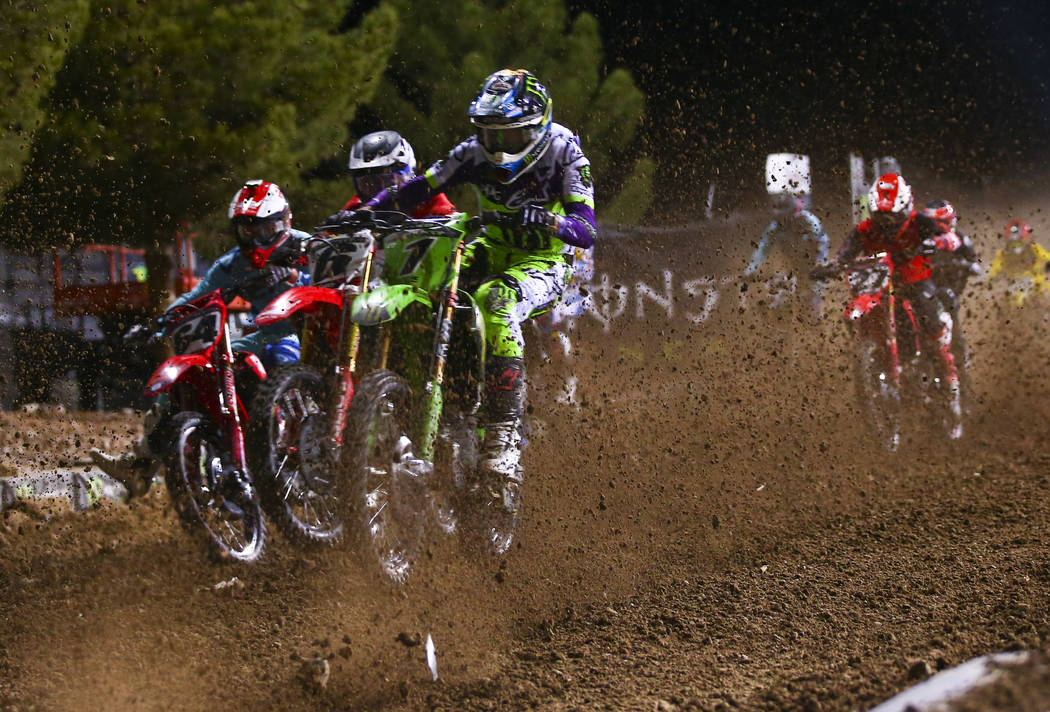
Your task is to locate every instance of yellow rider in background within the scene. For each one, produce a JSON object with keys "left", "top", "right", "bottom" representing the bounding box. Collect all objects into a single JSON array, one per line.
[{"left": 988, "top": 219, "right": 1050, "bottom": 306}]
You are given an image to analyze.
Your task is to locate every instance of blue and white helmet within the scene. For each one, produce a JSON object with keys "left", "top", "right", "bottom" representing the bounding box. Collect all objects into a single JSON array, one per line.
[{"left": 468, "top": 69, "right": 553, "bottom": 183}]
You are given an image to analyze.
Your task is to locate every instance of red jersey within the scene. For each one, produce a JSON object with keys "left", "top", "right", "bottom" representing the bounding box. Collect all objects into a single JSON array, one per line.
[
  {"left": 342, "top": 192, "right": 456, "bottom": 217},
  {"left": 837, "top": 211, "right": 956, "bottom": 284}
]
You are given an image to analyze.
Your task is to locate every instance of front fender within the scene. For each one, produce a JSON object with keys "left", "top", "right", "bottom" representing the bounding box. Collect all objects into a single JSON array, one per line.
[
  {"left": 351, "top": 284, "right": 432, "bottom": 326},
  {"left": 237, "top": 352, "right": 267, "bottom": 381},
  {"left": 255, "top": 286, "right": 343, "bottom": 326},
  {"left": 145, "top": 354, "right": 213, "bottom": 396},
  {"left": 844, "top": 292, "right": 883, "bottom": 322}
]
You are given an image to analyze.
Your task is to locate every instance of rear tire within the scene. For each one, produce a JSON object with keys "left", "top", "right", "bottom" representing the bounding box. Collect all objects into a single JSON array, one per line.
[
  {"left": 165, "top": 412, "right": 267, "bottom": 564},
  {"left": 249, "top": 365, "right": 344, "bottom": 545}
]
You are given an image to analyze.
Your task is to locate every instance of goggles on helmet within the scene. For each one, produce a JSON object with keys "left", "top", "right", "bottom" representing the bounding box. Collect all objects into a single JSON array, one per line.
[
  {"left": 1008, "top": 223, "right": 1031, "bottom": 241},
  {"left": 473, "top": 122, "right": 542, "bottom": 158},
  {"left": 353, "top": 168, "right": 411, "bottom": 202},
  {"left": 233, "top": 215, "right": 288, "bottom": 250}
]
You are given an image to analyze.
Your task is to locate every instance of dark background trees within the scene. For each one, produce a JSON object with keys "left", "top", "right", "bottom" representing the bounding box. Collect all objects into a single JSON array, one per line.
[
  {"left": 0, "top": 0, "right": 400, "bottom": 259},
  {"left": 2, "top": 0, "right": 1050, "bottom": 251},
  {"left": 0, "top": 0, "right": 651, "bottom": 257},
  {"left": 568, "top": 0, "right": 1050, "bottom": 212}
]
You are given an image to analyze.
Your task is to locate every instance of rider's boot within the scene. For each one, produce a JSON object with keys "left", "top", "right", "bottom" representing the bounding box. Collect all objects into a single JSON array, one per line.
[
  {"left": 89, "top": 448, "right": 159, "bottom": 499},
  {"left": 479, "top": 356, "right": 526, "bottom": 515},
  {"left": 950, "top": 308, "right": 974, "bottom": 416},
  {"left": 89, "top": 403, "right": 165, "bottom": 498},
  {"left": 933, "top": 322, "right": 963, "bottom": 440}
]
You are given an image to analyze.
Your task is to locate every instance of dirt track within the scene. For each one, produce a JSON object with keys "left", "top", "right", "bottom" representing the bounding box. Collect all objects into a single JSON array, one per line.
[{"left": 4, "top": 206, "right": 1050, "bottom": 711}]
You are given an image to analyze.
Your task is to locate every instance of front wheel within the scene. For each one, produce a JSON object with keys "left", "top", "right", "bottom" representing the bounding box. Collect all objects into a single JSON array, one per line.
[
  {"left": 165, "top": 412, "right": 267, "bottom": 564},
  {"left": 343, "top": 370, "right": 428, "bottom": 583},
  {"left": 853, "top": 341, "right": 901, "bottom": 453},
  {"left": 249, "top": 365, "right": 344, "bottom": 545}
]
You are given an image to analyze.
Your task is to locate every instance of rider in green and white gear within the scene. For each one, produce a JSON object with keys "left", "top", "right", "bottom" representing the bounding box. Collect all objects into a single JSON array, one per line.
[{"left": 357, "top": 68, "right": 597, "bottom": 514}]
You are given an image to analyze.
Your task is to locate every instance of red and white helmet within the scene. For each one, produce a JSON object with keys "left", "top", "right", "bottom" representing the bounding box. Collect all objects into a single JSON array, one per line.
[
  {"left": 867, "top": 173, "right": 914, "bottom": 215},
  {"left": 1004, "top": 218, "right": 1032, "bottom": 242},
  {"left": 922, "top": 200, "right": 957, "bottom": 230},
  {"left": 228, "top": 180, "right": 292, "bottom": 269}
]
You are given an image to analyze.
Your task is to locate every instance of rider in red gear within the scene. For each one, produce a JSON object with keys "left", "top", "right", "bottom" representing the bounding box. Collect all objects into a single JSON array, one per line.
[
  {"left": 341, "top": 130, "right": 456, "bottom": 218},
  {"left": 923, "top": 199, "right": 979, "bottom": 414},
  {"left": 826, "top": 173, "right": 964, "bottom": 436}
]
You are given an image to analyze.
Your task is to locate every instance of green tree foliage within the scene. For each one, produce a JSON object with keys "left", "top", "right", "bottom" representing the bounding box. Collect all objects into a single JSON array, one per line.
[
  {"left": 359, "top": 0, "right": 650, "bottom": 219},
  {"left": 1, "top": 0, "right": 399, "bottom": 253},
  {"left": 602, "top": 157, "right": 655, "bottom": 225},
  {"left": 0, "top": 0, "right": 91, "bottom": 202}
]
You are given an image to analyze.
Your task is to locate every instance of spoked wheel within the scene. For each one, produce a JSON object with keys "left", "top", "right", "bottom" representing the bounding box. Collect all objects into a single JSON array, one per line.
[
  {"left": 165, "top": 412, "right": 266, "bottom": 564},
  {"left": 854, "top": 343, "right": 902, "bottom": 453},
  {"left": 344, "top": 370, "right": 428, "bottom": 583},
  {"left": 250, "top": 366, "right": 344, "bottom": 545}
]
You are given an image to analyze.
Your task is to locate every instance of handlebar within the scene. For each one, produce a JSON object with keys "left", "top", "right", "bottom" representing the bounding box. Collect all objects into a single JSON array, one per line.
[
  {"left": 810, "top": 252, "right": 890, "bottom": 282},
  {"left": 316, "top": 210, "right": 488, "bottom": 238},
  {"left": 303, "top": 231, "right": 375, "bottom": 254}
]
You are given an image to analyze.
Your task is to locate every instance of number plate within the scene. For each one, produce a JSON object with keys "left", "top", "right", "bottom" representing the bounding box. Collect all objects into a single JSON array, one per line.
[
  {"left": 170, "top": 309, "right": 223, "bottom": 355},
  {"left": 310, "top": 237, "right": 372, "bottom": 287},
  {"left": 848, "top": 264, "right": 890, "bottom": 294}
]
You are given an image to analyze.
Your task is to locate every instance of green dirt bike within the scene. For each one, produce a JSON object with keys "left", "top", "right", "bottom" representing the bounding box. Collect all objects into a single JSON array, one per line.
[{"left": 329, "top": 210, "right": 519, "bottom": 582}]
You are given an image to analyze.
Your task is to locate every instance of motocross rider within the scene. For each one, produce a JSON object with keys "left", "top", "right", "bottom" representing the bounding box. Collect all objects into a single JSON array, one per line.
[
  {"left": 815, "top": 173, "right": 964, "bottom": 438},
  {"left": 89, "top": 180, "right": 310, "bottom": 496},
  {"left": 988, "top": 218, "right": 1050, "bottom": 305},
  {"left": 333, "top": 68, "right": 597, "bottom": 516},
  {"left": 923, "top": 199, "right": 979, "bottom": 409},
  {"left": 743, "top": 191, "right": 830, "bottom": 315},
  {"left": 923, "top": 200, "right": 979, "bottom": 317},
  {"left": 341, "top": 130, "right": 457, "bottom": 217}
]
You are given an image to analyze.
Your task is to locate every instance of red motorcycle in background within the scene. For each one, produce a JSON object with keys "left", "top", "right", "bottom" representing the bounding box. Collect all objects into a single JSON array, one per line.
[
  {"left": 816, "top": 251, "right": 963, "bottom": 452},
  {"left": 145, "top": 285, "right": 268, "bottom": 563},
  {"left": 248, "top": 231, "right": 376, "bottom": 545}
]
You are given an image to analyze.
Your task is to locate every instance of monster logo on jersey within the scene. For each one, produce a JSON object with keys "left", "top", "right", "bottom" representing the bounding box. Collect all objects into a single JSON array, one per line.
[{"left": 578, "top": 165, "right": 593, "bottom": 189}]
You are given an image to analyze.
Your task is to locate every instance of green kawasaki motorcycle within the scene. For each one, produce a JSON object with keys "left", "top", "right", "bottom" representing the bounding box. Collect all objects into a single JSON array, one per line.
[{"left": 333, "top": 211, "right": 518, "bottom": 582}]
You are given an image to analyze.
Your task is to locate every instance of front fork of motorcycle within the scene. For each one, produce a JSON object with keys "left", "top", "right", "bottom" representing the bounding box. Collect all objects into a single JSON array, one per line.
[
  {"left": 327, "top": 247, "right": 375, "bottom": 452},
  {"left": 883, "top": 281, "right": 902, "bottom": 390},
  {"left": 418, "top": 239, "right": 466, "bottom": 462},
  {"left": 218, "top": 329, "right": 248, "bottom": 474}
]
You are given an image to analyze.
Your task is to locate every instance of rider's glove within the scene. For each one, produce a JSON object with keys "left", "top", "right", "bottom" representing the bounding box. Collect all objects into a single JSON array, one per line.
[
  {"left": 133, "top": 313, "right": 167, "bottom": 342},
  {"left": 241, "top": 266, "right": 296, "bottom": 292},
  {"left": 507, "top": 207, "right": 559, "bottom": 250},
  {"left": 124, "top": 321, "right": 154, "bottom": 341},
  {"left": 921, "top": 233, "right": 962, "bottom": 254},
  {"left": 324, "top": 209, "right": 373, "bottom": 230},
  {"left": 324, "top": 209, "right": 351, "bottom": 227},
  {"left": 266, "top": 266, "right": 296, "bottom": 286}
]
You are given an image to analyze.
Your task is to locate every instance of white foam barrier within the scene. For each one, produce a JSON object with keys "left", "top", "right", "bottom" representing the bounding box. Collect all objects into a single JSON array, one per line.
[
  {"left": 869, "top": 651, "right": 1029, "bottom": 712},
  {"left": 0, "top": 467, "right": 128, "bottom": 513}
]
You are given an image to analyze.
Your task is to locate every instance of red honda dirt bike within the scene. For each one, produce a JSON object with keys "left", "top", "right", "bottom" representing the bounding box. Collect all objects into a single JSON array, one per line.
[
  {"left": 816, "top": 252, "right": 964, "bottom": 452},
  {"left": 248, "top": 231, "right": 376, "bottom": 544},
  {"left": 145, "top": 285, "right": 268, "bottom": 563}
]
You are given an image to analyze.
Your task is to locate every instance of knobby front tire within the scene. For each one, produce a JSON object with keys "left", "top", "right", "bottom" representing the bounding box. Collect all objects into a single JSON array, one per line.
[
  {"left": 165, "top": 411, "right": 267, "bottom": 564},
  {"left": 249, "top": 365, "right": 345, "bottom": 546}
]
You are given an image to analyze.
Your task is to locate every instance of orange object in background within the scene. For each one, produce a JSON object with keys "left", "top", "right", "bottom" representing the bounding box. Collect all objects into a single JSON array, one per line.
[{"left": 52, "top": 227, "right": 248, "bottom": 317}]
